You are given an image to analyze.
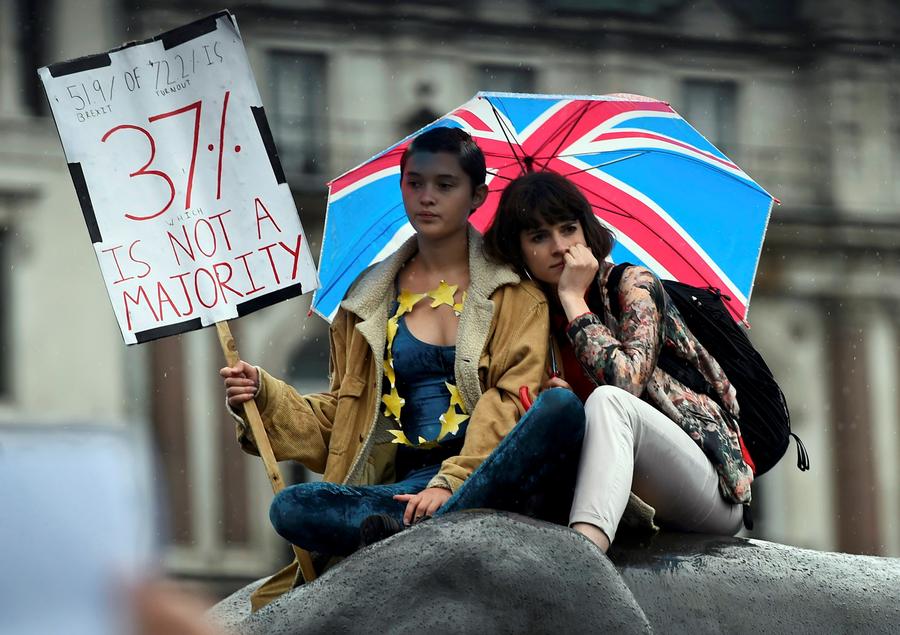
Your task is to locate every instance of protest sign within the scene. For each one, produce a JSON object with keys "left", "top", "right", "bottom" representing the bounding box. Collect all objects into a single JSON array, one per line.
[
  {"left": 38, "top": 11, "right": 318, "bottom": 345},
  {"left": 38, "top": 11, "right": 320, "bottom": 584}
]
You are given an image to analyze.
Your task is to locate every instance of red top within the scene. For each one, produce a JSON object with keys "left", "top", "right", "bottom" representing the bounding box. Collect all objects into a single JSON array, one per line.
[{"left": 550, "top": 310, "right": 598, "bottom": 403}]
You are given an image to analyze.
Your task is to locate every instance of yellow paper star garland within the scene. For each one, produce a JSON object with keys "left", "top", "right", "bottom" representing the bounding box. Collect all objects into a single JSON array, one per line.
[
  {"left": 388, "top": 429, "right": 413, "bottom": 446},
  {"left": 386, "top": 316, "right": 399, "bottom": 344},
  {"left": 381, "top": 387, "right": 405, "bottom": 419},
  {"left": 445, "top": 382, "right": 467, "bottom": 413},
  {"left": 396, "top": 289, "right": 426, "bottom": 316},
  {"left": 383, "top": 358, "right": 395, "bottom": 386},
  {"left": 453, "top": 291, "right": 467, "bottom": 317},
  {"left": 384, "top": 281, "right": 469, "bottom": 449},
  {"left": 428, "top": 280, "right": 459, "bottom": 309},
  {"left": 438, "top": 406, "right": 470, "bottom": 440}
]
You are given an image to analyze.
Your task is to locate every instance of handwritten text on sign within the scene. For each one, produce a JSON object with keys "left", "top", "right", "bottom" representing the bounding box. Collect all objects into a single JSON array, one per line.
[{"left": 39, "top": 12, "right": 318, "bottom": 344}]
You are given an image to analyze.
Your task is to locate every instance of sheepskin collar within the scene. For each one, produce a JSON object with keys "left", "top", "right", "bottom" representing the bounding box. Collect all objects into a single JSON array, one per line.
[
  {"left": 340, "top": 226, "right": 519, "bottom": 413},
  {"left": 341, "top": 226, "right": 519, "bottom": 320}
]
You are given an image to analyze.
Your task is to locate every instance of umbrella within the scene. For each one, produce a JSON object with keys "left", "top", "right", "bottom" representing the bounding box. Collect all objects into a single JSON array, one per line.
[{"left": 313, "top": 92, "right": 775, "bottom": 322}]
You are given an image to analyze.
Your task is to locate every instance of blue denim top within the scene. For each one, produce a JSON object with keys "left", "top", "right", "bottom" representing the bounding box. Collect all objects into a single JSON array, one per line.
[{"left": 390, "top": 314, "right": 468, "bottom": 478}]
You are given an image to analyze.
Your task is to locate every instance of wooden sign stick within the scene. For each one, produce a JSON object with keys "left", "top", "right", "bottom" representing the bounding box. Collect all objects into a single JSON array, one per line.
[{"left": 216, "top": 321, "right": 317, "bottom": 584}]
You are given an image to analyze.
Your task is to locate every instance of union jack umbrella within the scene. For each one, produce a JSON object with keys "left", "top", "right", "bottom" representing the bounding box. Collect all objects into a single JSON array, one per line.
[{"left": 313, "top": 92, "right": 775, "bottom": 322}]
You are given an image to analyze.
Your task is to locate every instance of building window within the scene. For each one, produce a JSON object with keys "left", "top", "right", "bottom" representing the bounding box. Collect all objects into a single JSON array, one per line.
[
  {"left": 681, "top": 79, "right": 737, "bottom": 153},
  {"left": 268, "top": 52, "right": 328, "bottom": 177},
  {"left": 16, "top": 0, "right": 51, "bottom": 116},
  {"left": 477, "top": 64, "right": 536, "bottom": 94},
  {"left": 542, "top": 0, "right": 616, "bottom": 12}
]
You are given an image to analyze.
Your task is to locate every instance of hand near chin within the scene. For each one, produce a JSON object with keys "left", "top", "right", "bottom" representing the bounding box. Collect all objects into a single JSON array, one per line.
[{"left": 557, "top": 243, "right": 599, "bottom": 308}]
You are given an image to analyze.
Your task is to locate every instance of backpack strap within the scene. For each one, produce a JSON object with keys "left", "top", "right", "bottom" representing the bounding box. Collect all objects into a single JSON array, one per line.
[
  {"left": 605, "top": 262, "right": 720, "bottom": 405},
  {"left": 604, "top": 262, "right": 632, "bottom": 320}
]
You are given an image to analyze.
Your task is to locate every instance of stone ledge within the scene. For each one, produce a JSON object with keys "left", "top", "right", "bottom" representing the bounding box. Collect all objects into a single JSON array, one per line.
[{"left": 210, "top": 511, "right": 900, "bottom": 634}]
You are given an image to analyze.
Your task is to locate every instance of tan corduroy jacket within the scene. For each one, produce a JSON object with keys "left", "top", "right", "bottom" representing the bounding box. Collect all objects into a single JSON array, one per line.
[{"left": 236, "top": 228, "right": 549, "bottom": 609}]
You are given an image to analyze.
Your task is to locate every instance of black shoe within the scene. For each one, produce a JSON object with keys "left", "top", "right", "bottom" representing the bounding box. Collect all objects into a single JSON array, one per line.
[{"left": 359, "top": 513, "right": 405, "bottom": 548}]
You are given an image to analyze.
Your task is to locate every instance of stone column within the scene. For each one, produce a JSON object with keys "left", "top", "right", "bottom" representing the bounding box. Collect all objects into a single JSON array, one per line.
[
  {"left": 150, "top": 334, "right": 194, "bottom": 545},
  {"left": 827, "top": 304, "right": 880, "bottom": 554}
]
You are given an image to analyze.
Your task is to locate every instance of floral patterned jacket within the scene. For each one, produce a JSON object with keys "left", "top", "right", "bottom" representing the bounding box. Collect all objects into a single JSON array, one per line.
[{"left": 564, "top": 262, "right": 753, "bottom": 504}]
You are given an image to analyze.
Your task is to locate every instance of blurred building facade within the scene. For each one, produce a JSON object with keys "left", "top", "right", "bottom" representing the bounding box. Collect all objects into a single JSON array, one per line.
[{"left": 2, "top": 0, "right": 898, "bottom": 592}]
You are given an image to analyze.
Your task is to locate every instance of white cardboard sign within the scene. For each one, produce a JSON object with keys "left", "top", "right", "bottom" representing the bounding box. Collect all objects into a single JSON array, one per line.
[{"left": 39, "top": 11, "right": 318, "bottom": 344}]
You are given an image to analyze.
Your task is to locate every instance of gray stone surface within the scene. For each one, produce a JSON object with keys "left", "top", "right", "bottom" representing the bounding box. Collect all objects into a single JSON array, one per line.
[
  {"left": 611, "top": 532, "right": 900, "bottom": 634},
  {"left": 208, "top": 578, "right": 264, "bottom": 632},
  {"left": 211, "top": 510, "right": 651, "bottom": 634},
  {"left": 211, "top": 512, "right": 900, "bottom": 634}
]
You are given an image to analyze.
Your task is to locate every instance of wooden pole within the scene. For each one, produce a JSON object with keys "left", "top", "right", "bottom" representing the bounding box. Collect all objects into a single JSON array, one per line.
[{"left": 216, "top": 321, "right": 317, "bottom": 584}]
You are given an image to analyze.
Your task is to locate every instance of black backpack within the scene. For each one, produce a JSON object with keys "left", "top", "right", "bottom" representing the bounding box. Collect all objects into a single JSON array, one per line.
[{"left": 606, "top": 263, "right": 809, "bottom": 477}]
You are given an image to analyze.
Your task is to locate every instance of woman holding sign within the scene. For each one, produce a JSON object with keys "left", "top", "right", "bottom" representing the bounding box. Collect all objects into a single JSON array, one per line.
[{"left": 221, "top": 127, "right": 584, "bottom": 609}]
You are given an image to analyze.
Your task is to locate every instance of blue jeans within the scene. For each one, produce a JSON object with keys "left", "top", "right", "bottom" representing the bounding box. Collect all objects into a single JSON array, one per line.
[{"left": 269, "top": 388, "right": 585, "bottom": 555}]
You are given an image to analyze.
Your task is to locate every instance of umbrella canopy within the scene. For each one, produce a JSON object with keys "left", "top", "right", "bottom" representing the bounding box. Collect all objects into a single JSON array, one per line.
[{"left": 313, "top": 92, "right": 775, "bottom": 322}]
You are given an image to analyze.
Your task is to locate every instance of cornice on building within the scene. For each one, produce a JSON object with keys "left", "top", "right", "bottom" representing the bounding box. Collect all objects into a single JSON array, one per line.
[{"left": 126, "top": 0, "right": 899, "bottom": 60}]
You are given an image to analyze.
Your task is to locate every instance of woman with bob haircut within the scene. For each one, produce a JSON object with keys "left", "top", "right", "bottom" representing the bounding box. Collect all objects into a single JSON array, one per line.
[{"left": 483, "top": 170, "right": 753, "bottom": 552}]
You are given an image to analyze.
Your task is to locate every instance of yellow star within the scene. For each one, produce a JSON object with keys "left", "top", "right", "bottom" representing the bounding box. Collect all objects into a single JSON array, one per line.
[
  {"left": 437, "top": 406, "right": 470, "bottom": 440},
  {"left": 397, "top": 289, "right": 426, "bottom": 316},
  {"left": 388, "top": 428, "right": 414, "bottom": 446},
  {"left": 445, "top": 382, "right": 467, "bottom": 413},
  {"left": 453, "top": 291, "right": 467, "bottom": 316},
  {"left": 386, "top": 316, "right": 399, "bottom": 347},
  {"left": 453, "top": 306, "right": 462, "bottom": 316},
  {"left": 383, "top": 357, "right": 395, "bottom": 386},
  {"left": 381, "top": 387, "right": 405, "bottom": 420},
  {"left": 429, "top": 280, "right": 458, "bottom": 309}
]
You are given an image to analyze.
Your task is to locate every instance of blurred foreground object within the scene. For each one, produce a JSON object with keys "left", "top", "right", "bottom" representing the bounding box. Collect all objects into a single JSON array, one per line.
[
  {"left": 133, "top": 581, "right": 223, "bottom": 635},
  {"left": 0, "top": 422, "right": 156, "bottom": 635}
]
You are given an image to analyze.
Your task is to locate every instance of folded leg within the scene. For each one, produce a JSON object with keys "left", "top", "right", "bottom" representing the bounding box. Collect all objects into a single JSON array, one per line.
[{"left": 269, "top": 464, "right": 437, "bottom": 555}]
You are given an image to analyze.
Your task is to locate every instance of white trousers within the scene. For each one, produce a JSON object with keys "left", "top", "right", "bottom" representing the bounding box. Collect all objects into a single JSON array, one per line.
[{"left": 569, "top": 385, "right": 744, "bottom": 543}]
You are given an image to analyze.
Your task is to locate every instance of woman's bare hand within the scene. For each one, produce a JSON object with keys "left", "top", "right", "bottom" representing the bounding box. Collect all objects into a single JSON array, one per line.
[
  {"left": 219, "top": 361, "right": 259, "bottom": 409},
  {"left": 393, "top": 487, "right": 452, "bottom": 526},
  {"left": 557, "top": 243, "right": 599, "bottom": 301},
  {"left": 557, "top": 243, "right": 599, "bottom": 321},
  {"left": 542, "top": 376, "right": 573, "bottom": 392}
]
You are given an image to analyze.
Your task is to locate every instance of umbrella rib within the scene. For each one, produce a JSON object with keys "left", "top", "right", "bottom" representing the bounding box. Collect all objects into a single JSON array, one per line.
[
  {"left": 554, "top": 152, "right": 648, "bottom": 178},
  {"left": 484, "top": 97, "right": 527, "bottom": 173},
  {"left": 531, "top": 104, "right": 587, "bottom": 158},
  {"left": 488, "top": 96, "right": 526, "bottom": 149},
  {"left": 552, "top": 147, "right": 772, "bottom": 199},
  {"left": 487, "top": 158, "right": 527, "bottom": 176},
  {"left": 535, "top": 101, "right": 595, "bottom": 171},
  {"left": 483, "top": 153, "right": 523, "bottom": 166},
  {"left": 574, "top": 180, "right": 714, "bottom": 287}
]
